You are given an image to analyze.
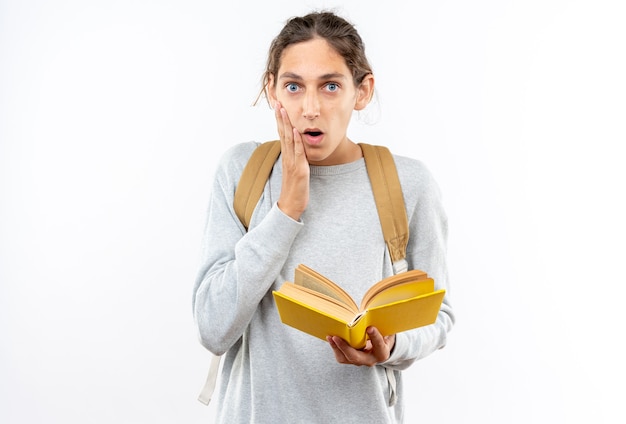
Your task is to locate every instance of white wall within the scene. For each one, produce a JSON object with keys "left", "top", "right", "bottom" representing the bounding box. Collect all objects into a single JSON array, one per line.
[{"left": 1, "top": 0, "right": 624, "bottom": 422}]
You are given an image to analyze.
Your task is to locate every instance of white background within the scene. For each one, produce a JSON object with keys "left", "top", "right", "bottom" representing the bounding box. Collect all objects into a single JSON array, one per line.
[{"left": 1, "top": 0, "right": 624, "bottom": 423}]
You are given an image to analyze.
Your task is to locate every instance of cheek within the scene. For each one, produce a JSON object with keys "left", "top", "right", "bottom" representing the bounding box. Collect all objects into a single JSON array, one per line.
[
  {"left": 328, "top": 101, "right": 355, "bottom": 121},
  {"left": 279, "top": 103, "right": 299, "bottom": 123},
  {"left": 276, "top": 94, "right": 298, "bottom": 110}
]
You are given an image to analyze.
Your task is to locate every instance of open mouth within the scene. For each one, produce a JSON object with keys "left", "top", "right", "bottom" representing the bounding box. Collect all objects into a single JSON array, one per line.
[{"left": 303, "top": 128, "right": 324, "bottom": 145}]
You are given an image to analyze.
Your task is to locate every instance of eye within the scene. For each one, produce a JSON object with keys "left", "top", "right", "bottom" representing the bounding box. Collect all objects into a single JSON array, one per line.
[
  {"left": 286, "top": 83, "right": 299, "bottom": 93},
  {"left": 325, "top": 82, "right": 339, "bottom": 92}
]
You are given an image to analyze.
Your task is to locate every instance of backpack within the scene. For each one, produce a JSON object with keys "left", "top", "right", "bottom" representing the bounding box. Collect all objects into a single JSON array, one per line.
[{"left": 198, "top": 140, "right": 409, "bottom": 406}]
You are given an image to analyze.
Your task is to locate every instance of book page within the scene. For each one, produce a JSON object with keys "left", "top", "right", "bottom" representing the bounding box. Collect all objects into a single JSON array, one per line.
[
  {"left": 278, "top": 282, "right": 358, "bottom": 322},
  {"left": 360, "top": 269, "right": 429, "bottom": 310},
  {"left": 294, "top": 264, "right": 358, "bottom": 311},
  {"left": 363, "top": 278, "right": 435, "bottom": 309}
]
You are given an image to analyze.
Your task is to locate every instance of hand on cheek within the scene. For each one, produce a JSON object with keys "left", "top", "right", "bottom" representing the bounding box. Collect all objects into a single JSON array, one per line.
[{"left": 274, "top": 102, "right": 309, "bottom": 221}]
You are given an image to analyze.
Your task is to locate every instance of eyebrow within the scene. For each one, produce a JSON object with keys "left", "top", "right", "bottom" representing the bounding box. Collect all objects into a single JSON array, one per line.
[{"left": 278, "top": 72, "right": 347, "bottom": 81}]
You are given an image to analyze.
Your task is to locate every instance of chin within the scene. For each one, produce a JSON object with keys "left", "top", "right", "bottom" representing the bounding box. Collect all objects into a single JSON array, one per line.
[
  {"left": 304, "top": 143, "right": 345, "bottom": 166},
  {"left": 306, "top": 155, "right": 327, "bottom": 165},
  {"left": 304, "top": 152, "right": 329, "bottom": 165}
]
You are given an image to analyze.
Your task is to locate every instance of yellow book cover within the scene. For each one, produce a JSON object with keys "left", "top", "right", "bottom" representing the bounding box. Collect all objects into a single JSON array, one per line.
[{"left": 272, "top": 264, "right": 446, "bottom": 349}]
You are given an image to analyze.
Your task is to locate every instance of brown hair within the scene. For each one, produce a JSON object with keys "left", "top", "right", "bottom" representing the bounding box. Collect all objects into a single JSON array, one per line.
[{"left": 258, "top": 11, "right": 373, "bottom": 104}]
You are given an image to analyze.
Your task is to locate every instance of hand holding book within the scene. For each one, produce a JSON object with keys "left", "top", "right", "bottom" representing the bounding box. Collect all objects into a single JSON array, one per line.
[
  {"left": 327, "top": 326, "right": 395, "bottom": 366},
  {"left": 272, "top": 264, "right": 446, "bottom": 349}
]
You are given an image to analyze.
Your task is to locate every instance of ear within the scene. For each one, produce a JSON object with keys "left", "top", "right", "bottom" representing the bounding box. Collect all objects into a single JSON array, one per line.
[
  {"left": 267, "top": 74, "right": 278, "bottom": 106},
  {"left": 354, "top": 74, "right": 375, "bottom": 111}
]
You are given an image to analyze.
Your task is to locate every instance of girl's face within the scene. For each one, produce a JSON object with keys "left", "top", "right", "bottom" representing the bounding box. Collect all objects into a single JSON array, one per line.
[{"left": 269, "top": 37, "right": 374, "bottom": 165}]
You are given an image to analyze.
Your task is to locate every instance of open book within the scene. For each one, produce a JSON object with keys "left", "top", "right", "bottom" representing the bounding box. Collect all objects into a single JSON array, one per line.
[{"left": 272, "top": 264, "right": 446, "bottom": 349}]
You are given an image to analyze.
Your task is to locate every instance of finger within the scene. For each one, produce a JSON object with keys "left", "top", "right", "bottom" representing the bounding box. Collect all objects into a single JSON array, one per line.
[
  {"left": 274, "top": 101, "right": 284, "bottom": 140},
  {"left": 292, "top": 127, "right": 305, "bottom": 160},
  {"left": 278, "top": 106, "right": 296, "bottom": 163},
  {"left": 327, "top": 336, "right": 350, "bottom": 364},
  {"left": 331, "top": 336, "right": 376, "bottom": 367},
  {"left": 274, "top": 102, "right": 294, "bottom": 149},
  {"left": 280, "top": 106, "right": 294, "bottom": 144},
  {"left": 367, "top": 327, "right": 392, "bottom": 363}
]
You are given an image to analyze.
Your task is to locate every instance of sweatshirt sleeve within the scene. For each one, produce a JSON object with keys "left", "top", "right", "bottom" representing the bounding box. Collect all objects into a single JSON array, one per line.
[
  {"left": 192, "top": 143, "right": 303, "bottom": 355},
  {"left": 381, "top": 157, "right": 455, "bottom": 370}
]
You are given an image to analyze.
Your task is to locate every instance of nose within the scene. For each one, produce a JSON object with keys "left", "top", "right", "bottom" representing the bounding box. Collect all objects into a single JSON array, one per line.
[{"left": 302, "top": 91, "right": 320, "bottom": 120}]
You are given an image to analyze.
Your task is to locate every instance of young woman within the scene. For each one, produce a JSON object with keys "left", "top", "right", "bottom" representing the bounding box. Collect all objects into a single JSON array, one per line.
[{"left": 193, "top": 11, "right": 454, "bottom": 423}]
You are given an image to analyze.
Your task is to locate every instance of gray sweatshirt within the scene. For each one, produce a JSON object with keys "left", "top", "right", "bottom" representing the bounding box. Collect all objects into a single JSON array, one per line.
[{"left": 193, "top": 141, "right": 454, "bottom": 423}]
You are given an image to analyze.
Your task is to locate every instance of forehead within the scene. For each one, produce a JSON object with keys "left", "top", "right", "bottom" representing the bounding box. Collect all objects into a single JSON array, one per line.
[{"left": 277, "top": 38, "right": 351, "bottom": 80}]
